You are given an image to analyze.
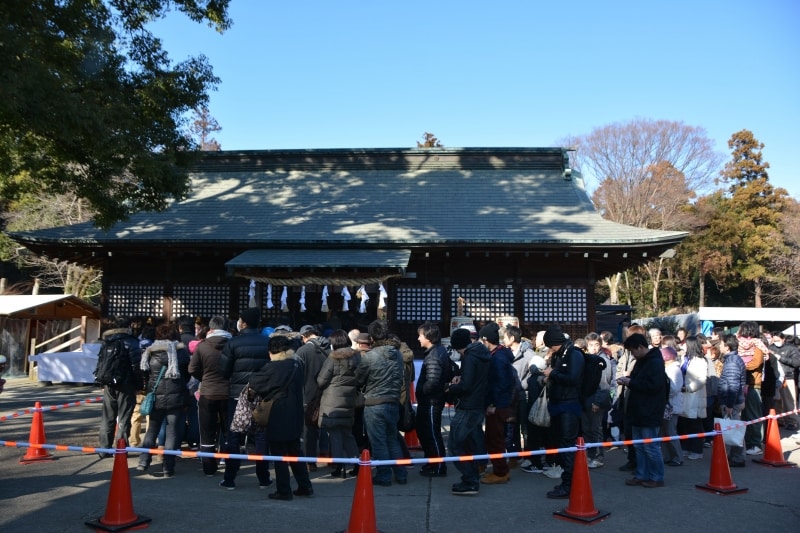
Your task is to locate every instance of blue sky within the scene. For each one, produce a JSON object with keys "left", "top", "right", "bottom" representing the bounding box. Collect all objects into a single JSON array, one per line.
[{"left": 152, "top": 1, "right": 799, "bottom": 198}]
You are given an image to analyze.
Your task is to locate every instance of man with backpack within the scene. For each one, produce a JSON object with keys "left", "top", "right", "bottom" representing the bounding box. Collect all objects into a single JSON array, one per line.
[
  {"left": 541, "top": 325, "right": 584, "bottom": 499},
  {"left": 415, "top": 322, "right": 452, "bottom": 477},
  {"left": 95, "top": 316, "right": 143, "bottom": 458}
]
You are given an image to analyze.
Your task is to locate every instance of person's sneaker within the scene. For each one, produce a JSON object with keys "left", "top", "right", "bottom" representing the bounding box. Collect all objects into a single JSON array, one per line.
[
  {"left": 480, "top": 472, "right": 510, "bottom": 484},
  {"left": 729, "top": 461, "right": 746, "bottom": 468},
  {"left": 451, "top": 481, "right": 479, "bottom": 495},
  {"left": 703, "top": 441, "right": 713, "bottom": 448},
  {"left": 665, "top": 459, "right": 683, "bottom": 467},
  {"left": 745, "top": 446, "right": 762, "bottom": 456},
  {"left": 219, "top": 479, "right": 236, "bottom": 490},
  {"left": 136, "top": 465, "right": 148, "bottom": 472},
  {"left": 162, "top": 471, "right": 174, "bottom": 478},
  {"left": 519, "top": 459, "right": 532, "bottom": 469},
  {"left": 587, "top": 458, "right": 604, "bottom": 469},
  {"left": 686, "top": 453, "right": 703, "bottom": 460},
  {"left": 618, "top": 462, "right": 636, "bottom": 472},
  {"left": 259, "top": 479, "right": 273, "bottom": 489},
  {"left": 544, "top": 465, "right": 563, "bottom": 479},
  {"left": 521, "top": 464, "right": 544, "bottom": 474},
  {"left": 546, "top": 485, "right": 570, "bottom": 499},
  {"left": 641, "top": 480, "right": 664, "bottom": 488},
  {"left": 268, "top": 491, "right": 292, "bottom": 501}
]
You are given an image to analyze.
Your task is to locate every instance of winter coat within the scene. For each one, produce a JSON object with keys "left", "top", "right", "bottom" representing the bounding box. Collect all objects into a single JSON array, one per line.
[
  {"left": 771, "top": 342, "right": 800, "bottom": 378},
  {"left": 547, "top": 341, "right": 584, "bottom": 405},
  {"left": 249, "top": 357, "right": 304, "bottom": 441},
  {"left": 143, "top": 342, "right": 190, "bottom": 412},
  {"left": 219, "top": 328, "right": 270, "bottom": 399},
  {"left": 296, "top": 336, "right": 331, "bottom": 405},
  {"left": 626, "top": 347, "right": 667, "bottom": 428},
  {"left": 487, "top": 345, "right": 517, "bottom": 409},
  {"left": 585, "top": 350, "right": 615, "bottom": 411},
  {"left": 718, "top": 351, "right": 746, "bottom": 409},
  {"left": 417, "top": 344, "right": 450, "bottom": 403},
  {"left": 447, "top": 341, "right": 491, "bottom": 410},
  {"left": 100, "top": 328, "right": 144, "bottom": 392},
  {"left": 678, "top": 356, "right": 707, "bottom": 419},
  {"left": 512, "top": 342, "right": 535, "bottom": 389},
  {"left": 355, "top": 340, "right": 403, "bottom": 406},
  {"left": 317, "top": 348, "right": 360, "bottom": 428},
  {"left": 664, "top": 361, "right": 683, "bottom": 416},
  {"left": 188, "top": 333, "right": 231, "bottom": 400}
]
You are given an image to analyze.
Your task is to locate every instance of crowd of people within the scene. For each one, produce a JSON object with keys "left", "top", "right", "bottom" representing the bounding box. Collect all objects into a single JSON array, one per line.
[{"left": 93, "top": 312, "right": 800, "bottom": 500}]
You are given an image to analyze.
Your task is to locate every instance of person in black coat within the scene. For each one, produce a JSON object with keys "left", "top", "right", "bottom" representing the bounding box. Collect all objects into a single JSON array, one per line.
[
  {"left": 218, "top": 307, "right": 271, "bottom": 490},
  {"left": 137, "top": 324, "right": 190, "bottom": 477},
  {"left": 249, "top": 335, "right": 313, "bottom": 500},
  {"left": 618, "top": 333, "right": 667, "bottom": 488}
]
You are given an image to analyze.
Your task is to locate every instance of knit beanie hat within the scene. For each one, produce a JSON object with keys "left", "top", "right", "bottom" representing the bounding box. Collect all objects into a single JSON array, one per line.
[
  {"left": 450, "top": 328, "right": 472, "bottom": 350},
  {"left": 478, "top": 322, "right": 500, "bottom": 345},
  {"left": 543, "top": 325, "right": 567, "bottom": 347}
]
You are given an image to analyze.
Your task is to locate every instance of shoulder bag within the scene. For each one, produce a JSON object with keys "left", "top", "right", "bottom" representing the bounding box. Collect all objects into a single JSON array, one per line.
[
  {"left": 139, "top": 366, "right": 165, "bottom": 416},
  {"left": 528, "top": 385, "right": 550, "bottom": 427}
]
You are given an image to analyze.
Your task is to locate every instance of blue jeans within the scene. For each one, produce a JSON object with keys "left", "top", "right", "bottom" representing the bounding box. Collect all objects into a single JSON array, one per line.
[
  {"left": 632, "top": 425, "right": 664, "bottom": 482},
  {"left": 363, "top": 402, "right": 406, "bottom": 484},
  {"left": 447, "top": 408, "right": 486, "bottom": 485}
]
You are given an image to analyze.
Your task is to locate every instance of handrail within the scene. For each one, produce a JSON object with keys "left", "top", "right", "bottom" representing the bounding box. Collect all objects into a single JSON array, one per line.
[{"left": 33, "top": 324, "right": 82, "bottom": 351}]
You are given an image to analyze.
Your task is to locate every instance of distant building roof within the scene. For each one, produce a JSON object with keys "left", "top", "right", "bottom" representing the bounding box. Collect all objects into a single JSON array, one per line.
[{"left": 10, "top": 148, "right": 687, "bottom": 271}]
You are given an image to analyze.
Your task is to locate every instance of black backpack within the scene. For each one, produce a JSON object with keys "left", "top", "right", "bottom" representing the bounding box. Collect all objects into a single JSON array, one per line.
[
  {"left": 94, "top": 339, "right": 132, "bottom": 388},
  {"left": 581, "top": 352, "right": 607, "bottom": 403}
]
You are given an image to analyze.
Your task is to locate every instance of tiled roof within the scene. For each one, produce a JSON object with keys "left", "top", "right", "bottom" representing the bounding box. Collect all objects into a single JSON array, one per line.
[{"left": 10, "top": 148, "right": 687, "bottom": 249}]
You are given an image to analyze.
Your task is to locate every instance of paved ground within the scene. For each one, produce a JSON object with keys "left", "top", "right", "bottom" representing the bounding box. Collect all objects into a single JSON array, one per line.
[{"left": 1, "top": 377, "right": 800, "bottom": 532}]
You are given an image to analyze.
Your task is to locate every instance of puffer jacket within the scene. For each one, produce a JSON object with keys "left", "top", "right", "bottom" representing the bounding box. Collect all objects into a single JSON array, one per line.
[
  {"left": 317, "top": 347, "right": 360, "bottom": 428},
  {"left": 771, "top": 342, "right": 800, "bottom": 378},
  {"left": 355, "top": 340, "right": 403, "bottom": 405},
  {"left": 718, "top": 351, "right": 746, "bottom": 408},
  {"left": 188, "top": 333, "right": 231, "bottom": 400},
  {"left": 447, "top": 341, "right": 491, "bottom": 410},
  {"left": 417, "top": 344, "right": 449, "bottom": 403},
  {"left": 143, "top": 341, "right": 190, "bottom": 411},
  {"left": 547, "top": 340, "right": 584, "bottom": 405},
  {"left": 219, "top": 328, "right": 271, "bottom": 399}
]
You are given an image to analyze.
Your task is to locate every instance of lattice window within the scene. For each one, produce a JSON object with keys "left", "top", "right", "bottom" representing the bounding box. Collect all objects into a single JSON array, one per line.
[
  {"left": 395, "top": 286, "right": 442, "bottom": 322},
  {"left": 523, "top": 287, "right": 587, "bottom": 323},
  {"left": 450, "top": 285, "right": 514, "bottom": 322},
  {"left": 172, "top": 285, "right": 230, "bottom": 320},
  {"left": 108, "top": 284, "right": 164, "bottom": 318}
]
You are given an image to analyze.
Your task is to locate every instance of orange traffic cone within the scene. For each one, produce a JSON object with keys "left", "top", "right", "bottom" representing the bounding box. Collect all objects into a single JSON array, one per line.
[
  {"left": 85, "top": 439, "right": 151, "bottom": 532},
  {"left": 696, "top": 422, "right": 748, "bottom": 494},
  {"left": 553, "top": 437, "right": 610, "bottom": 524},
  {"left": 343, "top": 449, "right": 378, "bottom": 533},
  {"left": 753, "top": 409, "right": 793, "bottom": 467},
  {"left": 20, "top": 401, "right": 55, "bottom": 464}
]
